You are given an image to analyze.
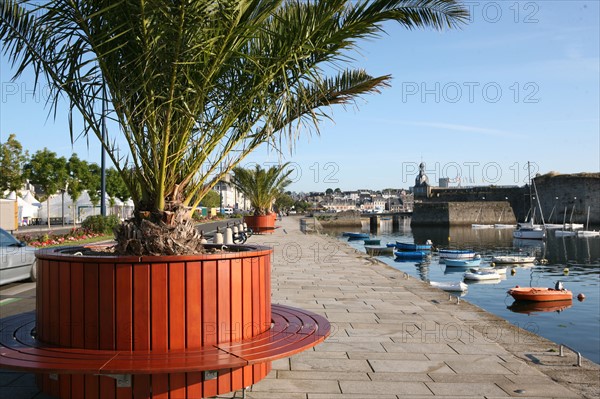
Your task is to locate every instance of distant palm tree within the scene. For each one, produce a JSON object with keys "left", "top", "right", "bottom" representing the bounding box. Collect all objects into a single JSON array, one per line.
[
  {"left": 0, "top": 0, "right": 468, "bottom": 254},
  {"left": 232, "top": 164, "right": 293, "bottom": 216}
]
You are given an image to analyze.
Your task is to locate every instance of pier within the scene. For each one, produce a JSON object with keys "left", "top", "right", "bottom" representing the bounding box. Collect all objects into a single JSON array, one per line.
[{"left": 363, "top": 212, "right": 412, "bottom": 232}]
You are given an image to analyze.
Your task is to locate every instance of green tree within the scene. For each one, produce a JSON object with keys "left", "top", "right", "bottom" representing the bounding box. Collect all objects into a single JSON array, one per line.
[
  {"left": 0, "top": 0, "right": 467, "bottom": 254},
  {"left": 275, "top": 193, "right": 295, "bottom": 213},
  {"left": 325, "top": 188, "right": 333, "bottom": 195},
  {"left": 199, "top": 190, "right": 221, "bottom": 209},
  {"left": 0, "top": 133, "right": 29, "bottom": 193},
  {"left": 67, "top": 153, "right": 89, "bottom": 225},
  {"left": 86, "top": 163, "right": 101, "bottom": 215},
  {"left": 231, "top": 164, "right": 293, "bottom": 215},
  {"left": 106, "top": 167, "right": 130, "bottom": 201},
  {"left": 294, "top": 200, "right": 311, "bottom": 213},
  {"left": 24, "top": 148, "right": 68, "bottom": 227}
]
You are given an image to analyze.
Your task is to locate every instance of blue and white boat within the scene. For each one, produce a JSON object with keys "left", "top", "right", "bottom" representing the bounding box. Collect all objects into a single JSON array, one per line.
[
  {"left": 394, "top": 250, "right": 428, "bottom": 259},
  {"left": 444, "top": 256, "right": 482, "bottom": 267},
  {"left": 346, "top": 232, "right": 369, "bottom": 240},
  {"left": 439, "top": 249, "right": 476, "bottom": 259},
  {"left": 394, "top": 241, "right": 432, "bottom": 251}
]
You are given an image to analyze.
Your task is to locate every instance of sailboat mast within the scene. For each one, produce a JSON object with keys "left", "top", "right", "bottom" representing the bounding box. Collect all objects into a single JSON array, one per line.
[
  {"left": 527, "top": 161, "right": 533, "bottom": 222},
  {"left": 532, "top": 178, "right": 546, "bottom": 226},
  {"left": 586, "top": 206, "right": 591, "bottom": 231}
]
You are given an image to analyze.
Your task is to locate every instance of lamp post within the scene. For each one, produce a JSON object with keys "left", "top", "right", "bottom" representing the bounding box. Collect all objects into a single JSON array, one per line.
[
  {"left": 61, "top": 188, "right": 66, "bottom": 226},
  {"left": 80, "top": 75, "right": 107, "bottom": 216},
  {"left": 100, "top": 81, "right": 107, "bottom": 217},
  {"left": 219, "top": 181, "right": 223, "bottom": 216}
]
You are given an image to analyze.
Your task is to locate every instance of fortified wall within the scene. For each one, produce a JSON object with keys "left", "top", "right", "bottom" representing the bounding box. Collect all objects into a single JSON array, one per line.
[
  {"left": 411, "top": 171, "right": 599, "bottom": 226},
  {"left": 411, "top": 201, "right": 515, "bottom": 226},
  {"left": 533, "top": 173, "right": 600, "bottom": 225}
]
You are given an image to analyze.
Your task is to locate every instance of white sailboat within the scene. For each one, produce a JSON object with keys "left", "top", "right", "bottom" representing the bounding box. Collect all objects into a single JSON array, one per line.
[
  {"left": 576, "top": 206, "right": 600, "bottom": 238},
  {"left": 555, "top": 206, "right": 576, "bottom": 237},
  {"left": 513, "top": 162, "right": 545, "bottom": 240}
]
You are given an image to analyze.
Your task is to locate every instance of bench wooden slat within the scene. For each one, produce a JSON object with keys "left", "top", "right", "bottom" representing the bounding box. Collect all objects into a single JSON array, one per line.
[{"left": 1, "top": 304, "right": 329, "bottom": 375}]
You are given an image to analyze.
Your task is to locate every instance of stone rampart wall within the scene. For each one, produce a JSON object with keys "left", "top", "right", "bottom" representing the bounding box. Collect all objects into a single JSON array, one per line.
[
  {"left": 534, "top": 174, "right": 600, "bottom": 225},
  {"left": 423, "top": 174, "right": 599, "bottom": 224},
  {"left": 412, "top": 201, "right": 514, "bottom": 226}
]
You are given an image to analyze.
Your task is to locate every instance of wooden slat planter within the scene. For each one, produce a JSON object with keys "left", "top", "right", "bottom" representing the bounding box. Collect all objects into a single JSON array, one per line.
[
  {"left": 244, "top": 214, "right": 276, "bottom": 234},
  {"left": 0, "top": 244, "right": 330, "bottom": 398}
]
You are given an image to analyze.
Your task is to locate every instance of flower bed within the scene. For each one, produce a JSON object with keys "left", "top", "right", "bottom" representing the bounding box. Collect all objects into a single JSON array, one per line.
[{"left": 15, "top": 229, "right": 109, "bottom": 248}]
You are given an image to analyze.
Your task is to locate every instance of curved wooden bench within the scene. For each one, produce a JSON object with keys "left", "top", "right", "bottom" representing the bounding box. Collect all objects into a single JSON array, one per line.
[
  {"left": 0, "top": 305, "right": 329, "bottom": 373},
  {"left": 0, "top": 304, "right": 329, "bottom": 397}
]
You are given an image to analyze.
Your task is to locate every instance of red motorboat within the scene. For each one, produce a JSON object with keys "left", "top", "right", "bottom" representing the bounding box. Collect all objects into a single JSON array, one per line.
[{"left": 508, "top": 286, "right": 573, "bottom": 302}]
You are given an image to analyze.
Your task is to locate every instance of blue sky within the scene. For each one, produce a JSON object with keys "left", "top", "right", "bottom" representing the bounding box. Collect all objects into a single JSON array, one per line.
[{"left": 1, "top": 1, "right": 599, "bottom": 193}]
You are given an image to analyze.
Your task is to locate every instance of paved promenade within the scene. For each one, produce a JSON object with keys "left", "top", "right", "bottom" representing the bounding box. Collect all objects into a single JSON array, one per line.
[{"left": 1, "top": 216, "right": 598, "bottom": 398}]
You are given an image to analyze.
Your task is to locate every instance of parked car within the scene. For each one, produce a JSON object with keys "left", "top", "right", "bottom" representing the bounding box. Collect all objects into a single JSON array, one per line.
[{"left": 0, "top": 228, "right": 37, "bottom": 285}]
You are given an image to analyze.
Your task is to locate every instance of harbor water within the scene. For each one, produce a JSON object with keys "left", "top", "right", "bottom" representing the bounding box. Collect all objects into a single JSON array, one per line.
[{"left": 324, "top": 218, "right": 600, "bottom": 365}]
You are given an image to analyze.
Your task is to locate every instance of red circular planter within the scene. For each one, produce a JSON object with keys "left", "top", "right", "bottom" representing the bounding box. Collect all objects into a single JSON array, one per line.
[
  {"left": 244, "top": 213, "right": 276, "bottom": 234},
  {"left": 35, "top": 245, "right": 273, "bottom": 398}
]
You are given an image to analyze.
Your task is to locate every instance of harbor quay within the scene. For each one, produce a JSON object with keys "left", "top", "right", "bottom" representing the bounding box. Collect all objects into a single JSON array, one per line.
[{"left": 1, "top": 217, "right": 599, "bottom": 398}]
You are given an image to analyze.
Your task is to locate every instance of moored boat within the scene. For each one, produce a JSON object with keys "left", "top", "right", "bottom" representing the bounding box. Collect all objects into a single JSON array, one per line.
[
  {"left": 575, "top": 207, "right": 600, "bottom": 237},
  {"left": 365, "top": 245, "right": 394, "bottom": 256},
  {"left": 439, "top": 249, "right": 476, "bottom": 259},
  {"left": 430, "top": 281, "right": 468, "bottom": 292},
  {"left": 576, "top": 230, "right": 600, "bottom": 238},
  {"left": 477, "top": 267, "right": 507, "bottom": 275},
  {"left": 507, "top": 286, "right": 573, "bottom": 302},
  {"left": 445, "top": 256, "right": 482, "bottom": 267},
  {"left": 472, "top": 224, "right": 494, "bottom": 229},
  {"left": 463, "top": 270, "right": 501, "bottom": 281},
  {"left": 555, "top": 229, "right": 576, "bottom": 238},
  {"left": 394, "top": 241, "right": 432, "bottom": 251},
  {"left": 512, "top": 222, "right": 545, "bottom": 240},
  {"left": 491, "top": 255, "right": 536, "bottom": 264},
  {"left": 346, "top": 232, "right": 369, "bottom": 240},
  {"left": 394, "top": 250, "right": 428, "bottom": 259},
  {"left": 363, "top": 239, "right": 381, "bottom": 245},
  {"left": 494, "top": 223, "right": 516, "bottom": 229}
]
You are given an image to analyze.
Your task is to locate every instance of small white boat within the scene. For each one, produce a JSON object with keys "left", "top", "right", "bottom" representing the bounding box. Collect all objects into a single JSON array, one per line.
[
  {"left": 576, "top": 230, "right": 600, "bottom": 238},
  {"left": 575, "top": 207, "right": 600, "bottom": 237},
  {"left": 445, "top": 255, "right": 482, "bottom": 267},
  {"left": 463, "top": 270, "right": 501, "bottom": 281},
  {"left": 430, "top": 281, "right": 468, "bottom": 292},
  {"left": 545, "top": 223, "right": 583, "bottom": 230},
  {"left": 492, "top": 255, "right": 536, "bottom": 264},
  {"left": 476, "top": 267, "right": 507, "bottom": 275},
  {"left": 472, "top": 224, "right": 493, "bottom": 229},
  {"left": 494, "top": 223, "right": 516, "bottom": 229},
  {"left": 555, "top": 230, "right": 576, "bottom": 238},
  {"left": 512, "top": 222, "right": 545, "bottom": 240},
  {"left": 439, "top": 249, "right": 476, "bottom": 259}
]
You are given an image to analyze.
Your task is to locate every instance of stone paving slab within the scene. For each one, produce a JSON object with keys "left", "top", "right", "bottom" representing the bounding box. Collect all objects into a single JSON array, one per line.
[
  {"left": 339, "top": 380, "right": 433, "bottom": 396},
  {"left": 1, "top": 216, "right": 598, "bottom": 399},
  {"left": 425, "top": 381, "right": 509, "bottom": 397}
]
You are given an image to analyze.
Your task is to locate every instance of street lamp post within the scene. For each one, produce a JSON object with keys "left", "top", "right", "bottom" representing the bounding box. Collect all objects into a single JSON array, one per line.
[
  {"left": 61, "top": 188, "right": 65, "bottom": 226},
  {"left": 100, "top": 81, "right": 107, "bottom": 217}
]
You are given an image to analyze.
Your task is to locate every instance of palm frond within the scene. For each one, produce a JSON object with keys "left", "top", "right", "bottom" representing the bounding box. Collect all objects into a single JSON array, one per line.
[{"left": 0, "top": 0, "right": 468, "bottom": 216}]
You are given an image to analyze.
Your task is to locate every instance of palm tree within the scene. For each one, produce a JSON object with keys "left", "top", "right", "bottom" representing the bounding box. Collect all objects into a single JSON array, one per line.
[
  {"left": 232, "top": 164, "right": 293, "bottom": 216},
  {"left": 0, "top": 0, "right": 468, "bottom": 255}
]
